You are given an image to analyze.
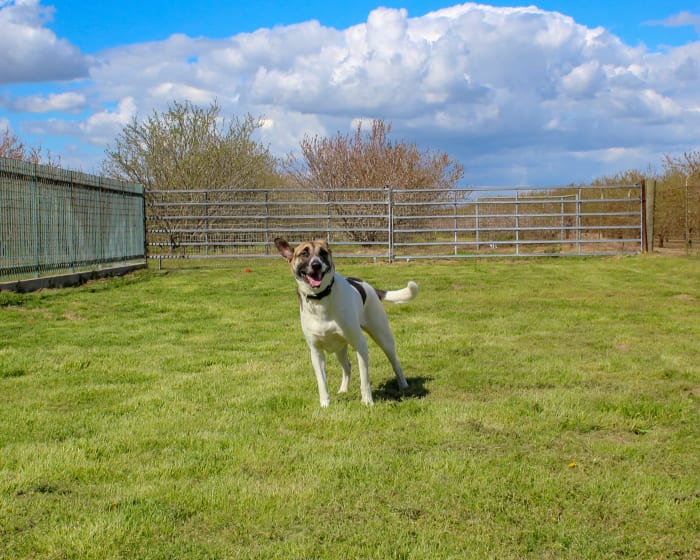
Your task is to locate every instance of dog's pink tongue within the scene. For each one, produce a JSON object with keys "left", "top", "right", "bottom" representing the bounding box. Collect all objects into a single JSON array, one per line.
[{"left": 309, "top": 276, "right": 322, "bottom": 288}]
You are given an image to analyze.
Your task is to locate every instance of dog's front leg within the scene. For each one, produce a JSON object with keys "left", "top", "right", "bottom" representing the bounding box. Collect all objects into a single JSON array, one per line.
[{"left": 309, "top": 347, "right": 330, "bottom": 407}]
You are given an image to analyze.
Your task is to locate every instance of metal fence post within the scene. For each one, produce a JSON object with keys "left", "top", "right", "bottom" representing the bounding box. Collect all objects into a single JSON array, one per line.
[
  {"left": 326, "top": 190, "right": 332, "bottom": 244},
  {"left": 205, "top": 190, "right": 210, "bottom": 257},
  {"left": 515, "top": 190, "right": 520, "bottom": 256},
  {"left": 98, "top": 181, "right": 104, "bottom": 270},
  {"left": 264, "top": 190, "right": 269, "bottom": 255},
  {"left": 386, "top": 184, "right": 394, "bottom": 262},
  {"left": 143, "top": 187, "right": 148, "bottom": 262},
  {"left": 640, "top": 179, "right": 647, "bottom": 253},
  {"left": 560, "top": 196, "right": 565, "bottom": 244},
  {"left": 453, "top": 189, "right": 458, "bottom": 256},
  {"left": 576, "top": 189, "right": 582, "bottom": 255},
  {"left": 475, "top": 199, "right": 480, "bottom": 251},
  {"left": 31, "top": 164, "right": 39, "bottom": 278},
  {"left": 685, "top": 177, "right": 691, "bottom": 255},
  {"left": 69, "top": 174, "right": 75, "bottom": 273}
]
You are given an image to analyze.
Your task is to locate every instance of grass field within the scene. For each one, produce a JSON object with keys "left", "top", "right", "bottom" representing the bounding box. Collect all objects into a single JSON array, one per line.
[{"left": 1, "top": 255, "right": 699, "bottom": 559}]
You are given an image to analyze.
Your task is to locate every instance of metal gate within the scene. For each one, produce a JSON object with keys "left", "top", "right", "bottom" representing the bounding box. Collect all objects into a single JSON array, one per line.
[{"left": 146, "top": 184, "right": 644, "bottom": 261}]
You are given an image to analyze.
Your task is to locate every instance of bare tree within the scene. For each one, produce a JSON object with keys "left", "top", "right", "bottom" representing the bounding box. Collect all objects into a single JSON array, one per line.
[
  {"left": 284, "top": 119, "right": 465, "bottom": 243},
  {"left": 1, "top": 128, "right": 59, "bottom": 165},
  {"left": 0, "top": 128, "right": 26, "bottom": 160},
  {"left": 102, "top": 100, "right": 279, "bottom": 253},
  {"left": 664, "top": 150, "right": 700, "bottom": 180}
]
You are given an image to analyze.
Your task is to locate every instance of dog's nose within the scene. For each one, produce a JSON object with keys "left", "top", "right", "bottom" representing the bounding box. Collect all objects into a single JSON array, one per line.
[{"left": 310, "top": 259, "right": 323, "bottom": 272}]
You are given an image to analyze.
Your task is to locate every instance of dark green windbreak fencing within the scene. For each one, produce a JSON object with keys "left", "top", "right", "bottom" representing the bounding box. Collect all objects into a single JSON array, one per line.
[{"left": 1, "top": 158, "right": 145, "bottom": 285}]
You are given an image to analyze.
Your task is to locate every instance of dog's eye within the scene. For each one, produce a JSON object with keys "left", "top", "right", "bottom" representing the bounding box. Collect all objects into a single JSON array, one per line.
[
  {"left": 299, "top": 248, "right": 310, "bottom": 257},
  {"left": 318, "top": 249, "right": 329, "bottom": 259}
]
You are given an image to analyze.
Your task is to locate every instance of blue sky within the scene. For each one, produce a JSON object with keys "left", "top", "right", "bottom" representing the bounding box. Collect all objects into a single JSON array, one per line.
[
  {"left": 1, "top": 0, "right": 700, "bottom": 185},
  {"left": 46, "top": 1, "right": 700, "bottom": 52}
]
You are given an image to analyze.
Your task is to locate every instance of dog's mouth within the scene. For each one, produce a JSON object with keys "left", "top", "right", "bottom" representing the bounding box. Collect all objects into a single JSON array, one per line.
[
  {"left": 294, "top": 250, "right": 332, "bottom": 291},
  {"left": 301, "top": 269, "right": 325, "bottom": 288}
]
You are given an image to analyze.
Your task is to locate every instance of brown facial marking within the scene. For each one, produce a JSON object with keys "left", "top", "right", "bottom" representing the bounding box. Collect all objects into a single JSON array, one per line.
[
  {"left": 291, "top": 240, "right": 332, "bottom": 288},
  {"left": 292, "top": 241, "right": 330, "bottom": 262}
]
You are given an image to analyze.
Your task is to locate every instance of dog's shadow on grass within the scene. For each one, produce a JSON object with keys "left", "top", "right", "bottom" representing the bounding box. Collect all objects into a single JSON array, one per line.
[{"left": 374, "top": 376, "right": 431, "bottom": 402}]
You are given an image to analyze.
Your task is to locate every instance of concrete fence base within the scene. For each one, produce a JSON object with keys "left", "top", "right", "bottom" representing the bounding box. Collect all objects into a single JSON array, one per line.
[{"left": 0, "top": 262, "right": 147, "bottom": 293}]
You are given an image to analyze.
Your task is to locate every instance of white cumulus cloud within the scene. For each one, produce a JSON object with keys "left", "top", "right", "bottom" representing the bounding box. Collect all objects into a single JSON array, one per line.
[
  {"left": 9, "top": 91, "right": 86, "bottom": 113},
  {"left": 78, "top": 96, "right": 137, "bottom": 146},
  {"left": 0, "top": 0, "right": 90, "bottom": 84}
]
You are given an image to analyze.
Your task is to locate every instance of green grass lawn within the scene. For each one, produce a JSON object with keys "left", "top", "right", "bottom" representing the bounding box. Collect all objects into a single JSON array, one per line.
[{"left": 1, "top": 256, "right": 699, "bottom": 559}]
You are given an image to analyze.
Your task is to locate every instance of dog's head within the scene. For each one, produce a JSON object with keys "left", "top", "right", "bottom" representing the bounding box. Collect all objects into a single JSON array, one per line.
[{"left": 274, "top": 238, "right": 334, "bottom": 294}]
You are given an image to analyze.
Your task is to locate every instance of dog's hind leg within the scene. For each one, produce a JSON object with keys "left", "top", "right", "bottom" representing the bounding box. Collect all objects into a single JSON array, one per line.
[
  {"left": 368, "top": 328, "right": 409, "bottom": 391},
  {"left": 352, "top": 336, "right": 374, "bottom": 406},
  {"left": 336, "top": 345, "right": 352, "bottom": 394},
  {"left": 309, "top": 347, "right": 330, "bottom": 407},
  {"left": 384, "top": 349, "right": 409, "bottom": 391}
]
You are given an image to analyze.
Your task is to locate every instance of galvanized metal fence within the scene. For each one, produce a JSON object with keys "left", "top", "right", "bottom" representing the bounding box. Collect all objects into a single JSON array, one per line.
[
  {"left": 146, "top": 184, "right": 644, "bottom": 261},
  {"left": 1, "top": 158, "right": 146, "bottom": 287}
]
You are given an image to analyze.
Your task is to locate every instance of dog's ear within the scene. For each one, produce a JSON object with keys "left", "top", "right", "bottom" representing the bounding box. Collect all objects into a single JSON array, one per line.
[{"left": 274, "top": 238, "right": 295, "bottom": 261}]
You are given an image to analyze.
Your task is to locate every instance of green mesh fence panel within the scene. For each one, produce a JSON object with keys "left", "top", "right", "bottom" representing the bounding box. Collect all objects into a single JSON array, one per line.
[{"left": 1, "top": 158, "right": 145, "bottom": 283}]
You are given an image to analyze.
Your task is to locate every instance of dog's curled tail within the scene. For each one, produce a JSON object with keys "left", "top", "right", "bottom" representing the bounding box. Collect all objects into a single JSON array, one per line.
[{"left": 381, "top": 281, "right": 418, "bottom": 304}]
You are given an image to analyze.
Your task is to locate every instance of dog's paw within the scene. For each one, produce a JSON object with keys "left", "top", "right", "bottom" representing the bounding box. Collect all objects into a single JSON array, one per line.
[
  {"left": 320, "top": 398, "right": 330, "bottom": 408},
  {"left": 361, "top": 396, "right": 374, "bottom": 406}
]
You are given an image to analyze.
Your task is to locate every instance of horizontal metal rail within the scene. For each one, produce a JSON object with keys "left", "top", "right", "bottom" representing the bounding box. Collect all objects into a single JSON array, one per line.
[
  {"left": 149, "top": 226, "right": 390, "bottom": 235},
  {"left": 394, "top": 238, "right": 642, "bottom": 247},
  {"left": 148, "top": 214, "right": 390, "bottom": 221},
  {"left": 393, "top": 212, "right": 641, "bottom": 220},
  {"left": 395, "top": 198, "right": 641, "bottom": 208},
  {"left": 148, "top": 200, "right": 389, "bottom": 209},
  {"left": 395, "top": 225, "right": 641, "bottom": 234}
]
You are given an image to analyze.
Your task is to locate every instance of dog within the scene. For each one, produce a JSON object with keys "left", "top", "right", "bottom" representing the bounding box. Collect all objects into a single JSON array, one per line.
[{"left": 274, "top": 238, "right": 418, "bottom": 407}]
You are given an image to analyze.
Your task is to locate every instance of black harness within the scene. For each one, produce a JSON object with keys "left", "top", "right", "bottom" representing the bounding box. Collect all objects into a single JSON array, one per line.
[{"left": 304, "top": 276, "right": 367, "bottom": 304}]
